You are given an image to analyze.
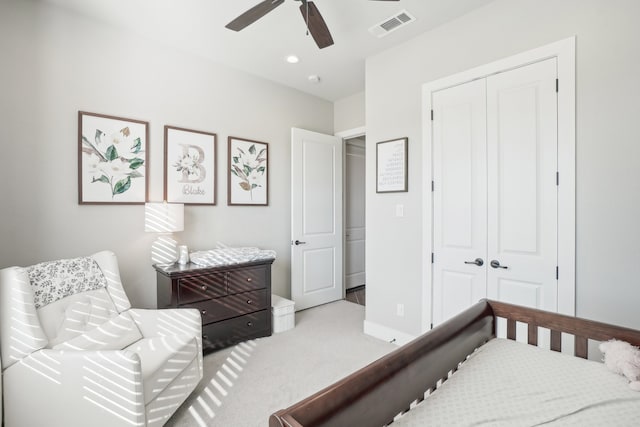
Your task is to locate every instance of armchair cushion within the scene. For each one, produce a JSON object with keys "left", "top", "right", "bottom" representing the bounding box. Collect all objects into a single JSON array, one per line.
[
  {"left": 125, "top": 334, "right": 199, "bottom": 404},
  {"left": 52, "top": 310, "right": 142, "bottom": 351},
  {"left": 39, "top": 288, "right": 121, "bottom": 346}
]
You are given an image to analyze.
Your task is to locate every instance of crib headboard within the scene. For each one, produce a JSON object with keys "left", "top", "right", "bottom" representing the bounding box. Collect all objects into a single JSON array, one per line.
[{"left": 488, "top": 299, "right": 640, "bottom": 358}]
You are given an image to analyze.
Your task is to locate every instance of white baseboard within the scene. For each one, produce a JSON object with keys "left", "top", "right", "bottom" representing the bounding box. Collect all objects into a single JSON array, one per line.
[{"left": 363, "top": 320, "right": 416, "bottom": 347}]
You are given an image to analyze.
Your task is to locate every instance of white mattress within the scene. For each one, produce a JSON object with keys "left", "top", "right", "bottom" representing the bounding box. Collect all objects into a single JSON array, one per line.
[{"left": 393, "top": 338, "right": 640, "bottom": 426}]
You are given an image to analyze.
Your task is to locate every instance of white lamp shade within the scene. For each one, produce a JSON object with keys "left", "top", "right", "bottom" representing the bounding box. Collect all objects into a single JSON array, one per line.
[{"left": 145, "top": 202, "right": 184, "bottom": 233}]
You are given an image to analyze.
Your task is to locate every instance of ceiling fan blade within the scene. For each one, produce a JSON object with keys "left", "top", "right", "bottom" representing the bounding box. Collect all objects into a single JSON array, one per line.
[
  {"left": 299, "top": 1, "right": 334, "bottom": 49},
  {"left": 226, "top": 0, "right": 285, "bottom": 32}
]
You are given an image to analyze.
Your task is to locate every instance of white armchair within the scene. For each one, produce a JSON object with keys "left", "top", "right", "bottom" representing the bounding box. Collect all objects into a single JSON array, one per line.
[{"left": 0, "top": 251, "right": 203, "bottom": 427}]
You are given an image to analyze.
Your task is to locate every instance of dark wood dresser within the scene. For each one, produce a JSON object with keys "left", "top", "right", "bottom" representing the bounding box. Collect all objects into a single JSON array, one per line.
[{"left": 154, "top": 258, "right": 274, "bottom": 353}]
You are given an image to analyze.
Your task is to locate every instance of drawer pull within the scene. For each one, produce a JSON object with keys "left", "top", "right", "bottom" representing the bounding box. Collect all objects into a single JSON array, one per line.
[
  {"left": 247, "top": 299, "right": 253, "bottom": 304},
  {"left": 203, "top": 334, "right": 208, "bottom": 340},
  {"left": 201, "top": 285, "right": 207, "bottom": 291},
  {"left": 246, "top": 277, "right": 252, "bottom": 282},
  {"left": 201, "top": 309, "right": 207, "bottom": 316},
  {"left": 247, "top": 321, "right": 253, "bottom": 327}
]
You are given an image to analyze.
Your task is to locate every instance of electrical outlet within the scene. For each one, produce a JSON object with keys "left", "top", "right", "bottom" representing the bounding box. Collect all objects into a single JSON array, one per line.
[{"left": 396, "top": 303, "right": 404, "bottom": 317}]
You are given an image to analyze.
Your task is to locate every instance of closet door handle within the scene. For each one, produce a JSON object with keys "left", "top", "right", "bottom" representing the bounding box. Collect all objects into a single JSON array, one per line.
[
  {"left": 464, "top": 258, "right": 484, "bottom": 266},
  {"left": 294, "top": 240, "right": 307, "bottom": 246},
  {"left": 490, "top": 260, "right": 508, "bottom": 269}
]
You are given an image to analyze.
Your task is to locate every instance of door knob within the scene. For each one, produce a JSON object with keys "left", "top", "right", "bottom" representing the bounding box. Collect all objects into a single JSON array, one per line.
[
  {"left": 294, "top": 240, "right": 307, "bottom": 246},
  {"left": 464, "top": 258, "right": 484, "bottom": 266},
  {"left": 490, "top": 260, "right": 508, "bottom": 269}
]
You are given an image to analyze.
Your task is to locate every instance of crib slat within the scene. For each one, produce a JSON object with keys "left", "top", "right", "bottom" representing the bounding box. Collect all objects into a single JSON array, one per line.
[
  {"left": 527, "top": 323, "right": 538, "bottom": 346},
  {"left": 575, "top": 336, "right": 588, "bottom": 359},
  {"left": 507, "top": 319, "right": 516, "bottom": 340},
  {"left": 550, "top": 330, "right": 562, "bottom": 352}
]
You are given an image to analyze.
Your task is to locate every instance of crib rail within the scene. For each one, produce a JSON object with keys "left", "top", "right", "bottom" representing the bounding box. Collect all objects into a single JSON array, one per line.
[
  {"left": 269, "top": 300, "right": 494, "bottom": 427},
  {"left": 488, "top": 300, "right": 640, "bottom": 358}
]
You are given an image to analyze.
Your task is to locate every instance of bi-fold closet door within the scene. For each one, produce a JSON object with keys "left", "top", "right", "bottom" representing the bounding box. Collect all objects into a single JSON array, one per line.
[{"left": 432, "top": 58, "right": 558, "bottom": 327}]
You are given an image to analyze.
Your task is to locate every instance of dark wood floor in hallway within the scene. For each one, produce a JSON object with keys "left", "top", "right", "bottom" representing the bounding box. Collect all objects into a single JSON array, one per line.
[{"left": 345, "top": 285, "right": 365, "bottom": 306}]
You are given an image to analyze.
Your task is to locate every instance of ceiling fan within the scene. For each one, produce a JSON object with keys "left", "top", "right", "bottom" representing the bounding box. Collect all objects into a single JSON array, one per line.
[{"left": 225, "top": 0, "right": 400, "bottom": 49}]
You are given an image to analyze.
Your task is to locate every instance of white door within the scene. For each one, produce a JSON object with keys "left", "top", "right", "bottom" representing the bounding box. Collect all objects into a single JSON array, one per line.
[
  {"left": 432, "top": 79, "right": 487, "bottom": 325},
  {"left": 432, "top": 58, "right": 558, "bottom": 327},
  {"left": 291, "top": 128, "right": 343, "bottom": 311},
  {"left": 486, "top": 58, "right": 558, "bottom": 312},
  {"left": 345, "top": 140, "right": 366, "bottom": 289}
]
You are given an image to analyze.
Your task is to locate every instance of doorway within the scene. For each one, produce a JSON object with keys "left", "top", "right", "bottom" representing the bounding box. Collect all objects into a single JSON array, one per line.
[
  {"left": 421, "top": 37, "right": 576, "bottom": 332},
  {"left": 290, "top": 128, "right": 343, "bottom": 311},
  {"left": 290, "top": 127, "right": 368, "bottom": 311},
  {"left": 432, "top": 58, "right": 558, "bottom": 326},
  {"left": 345, "top": 136, "right": 366, "bottom": 306}
]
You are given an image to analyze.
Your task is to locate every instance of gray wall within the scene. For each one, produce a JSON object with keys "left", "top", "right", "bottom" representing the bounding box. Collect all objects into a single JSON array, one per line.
[
  {"left": 334, "top": 91, "right": 365, "bottom": 133},
  {"left": 0, "top": 0, "right": 333, "bottom": 308},
  {"left": 365, "top": 0, "right": 640, "bottom": 336}
]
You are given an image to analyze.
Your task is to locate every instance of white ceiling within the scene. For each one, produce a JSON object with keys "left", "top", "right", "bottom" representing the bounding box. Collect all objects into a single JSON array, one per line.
[{"left": 42, "top": 0, "right": 495, "bottom": 101}]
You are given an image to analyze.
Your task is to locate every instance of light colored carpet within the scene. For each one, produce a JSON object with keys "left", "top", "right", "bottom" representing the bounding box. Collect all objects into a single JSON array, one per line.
[{"left": 165, "top": 300, "right": 397, "bottom": 426}]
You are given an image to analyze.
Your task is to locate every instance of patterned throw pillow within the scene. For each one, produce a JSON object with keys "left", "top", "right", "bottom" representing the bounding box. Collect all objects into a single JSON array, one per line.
[{"left": 27, "top": 256, "right": 108, "bottom": 309}]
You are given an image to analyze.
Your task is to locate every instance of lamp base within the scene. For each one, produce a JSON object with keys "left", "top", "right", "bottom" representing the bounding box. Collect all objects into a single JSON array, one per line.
[{"left": 151, "top": 235, "right": 179, "bottom": 265}]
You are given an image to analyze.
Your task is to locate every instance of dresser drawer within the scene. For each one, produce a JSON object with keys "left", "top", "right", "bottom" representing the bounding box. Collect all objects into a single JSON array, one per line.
[
  {"left": 202, "top": 310, "right": 270, "bottom": 351},
  {"left": 227, "top": 265, "right": 268, "bottom": 294},
  {"left": 189, "top": 289, "right": 268, "bottom": 324},
  {"left": 155, "top": 258, "right": 274, "bottom": 353},
  {"left": 178, "top": 273, "right": 226, "bottom": 304}
]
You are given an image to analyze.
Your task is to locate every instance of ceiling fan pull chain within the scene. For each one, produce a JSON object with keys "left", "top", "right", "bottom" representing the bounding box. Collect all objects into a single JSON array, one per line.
[{"left": 305, "top": 1, "right": 309, "bottom": 36}]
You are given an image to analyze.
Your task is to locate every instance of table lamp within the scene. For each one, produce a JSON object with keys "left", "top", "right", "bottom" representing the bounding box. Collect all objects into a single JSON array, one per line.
[{"left": 145, "top": 202, "right": 184, "bottom": 265}]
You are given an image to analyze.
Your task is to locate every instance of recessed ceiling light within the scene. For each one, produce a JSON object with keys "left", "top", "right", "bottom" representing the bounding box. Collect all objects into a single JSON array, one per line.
[{"left": 286, "top": 55, "right": 299, "bottom": 64}]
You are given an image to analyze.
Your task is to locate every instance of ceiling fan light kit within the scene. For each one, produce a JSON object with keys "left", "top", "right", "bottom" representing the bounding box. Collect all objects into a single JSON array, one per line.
[
  {"left": 225, "top": 0, "right": 400, "bottom": 50},
  {"left": 286, "top": 54, "right": 300, "bottom": 63}
]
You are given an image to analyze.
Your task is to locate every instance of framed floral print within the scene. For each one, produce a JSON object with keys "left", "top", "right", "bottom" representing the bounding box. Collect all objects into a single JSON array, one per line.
[
  {"left": 78, "top": 111, "right": 148, "bottom": 204},
  {"left": 228, "top": 136, "right": 268, "bottom": 206},
  {"left": 164, "top": 126, "right": 217, "bottom": 205}
]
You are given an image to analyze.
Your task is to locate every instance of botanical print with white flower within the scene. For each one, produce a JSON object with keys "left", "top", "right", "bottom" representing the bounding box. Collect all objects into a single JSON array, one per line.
[
  {"left": 229, "top": 138, "right": 267, "bottom": 204},
  {"left": 80, "top": 113, "right": 147, "bottom": 203}
]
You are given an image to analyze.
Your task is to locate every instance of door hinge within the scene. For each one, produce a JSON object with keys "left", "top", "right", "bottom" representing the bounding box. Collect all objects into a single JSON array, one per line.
[
  {"left": 556, "top": 266, "right": 559, "bottom": 280},
  {"left": 431, "top": 253, "right": 434, "bottom": 264},
  {"left": 431, "top": 180, "right": 435, "bottom": 192},
  {"left": 556, "top": 171, "right": 559, "bottom": 186},
  {"left": 556, "top": 78, "right": 559, "bottom": 93},
  {"left": 430, "top": 323, "right": 434, "bottom": 329},
  {"left": 431, "top": 109, "right": 434, "bottom": 121}
]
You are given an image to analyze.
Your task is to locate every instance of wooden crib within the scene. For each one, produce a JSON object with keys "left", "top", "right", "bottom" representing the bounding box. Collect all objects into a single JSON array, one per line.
[{"left": 269, "top": 299, "right": 640, "bottom": 427}]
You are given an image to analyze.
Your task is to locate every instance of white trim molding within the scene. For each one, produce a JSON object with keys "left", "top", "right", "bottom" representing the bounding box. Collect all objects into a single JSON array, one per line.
[
  {"left": 421, "top": 37, "right": 576, "bottom": 333},
  {"left": 364, "top": 320, "right": 417, "bottom": 347},
  {"left": 335, "top": 126, "right": 366, "bottom": 139}
]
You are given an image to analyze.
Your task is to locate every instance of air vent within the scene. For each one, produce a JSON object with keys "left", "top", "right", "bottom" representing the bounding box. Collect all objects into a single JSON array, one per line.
[{"left": 369, "top": 10, "right": 416, "bottom": 38}]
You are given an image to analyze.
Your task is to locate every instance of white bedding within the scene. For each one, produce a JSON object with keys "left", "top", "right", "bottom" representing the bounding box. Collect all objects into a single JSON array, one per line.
[{"left": 393, "top": 338, "right": 640, "bottom": 426}]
